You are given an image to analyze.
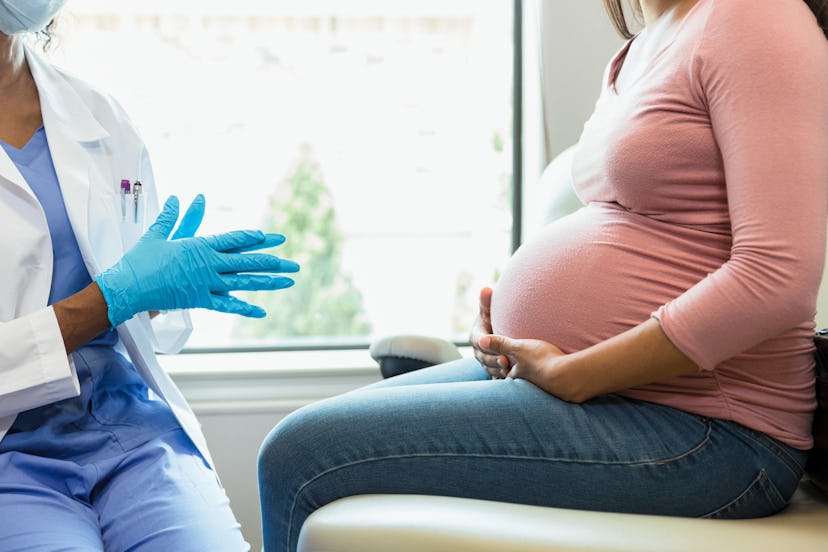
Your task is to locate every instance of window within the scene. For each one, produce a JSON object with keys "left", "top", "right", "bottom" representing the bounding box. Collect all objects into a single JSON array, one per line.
[{"left": 48, "top": 0, "right": 517, "bottom": 350}]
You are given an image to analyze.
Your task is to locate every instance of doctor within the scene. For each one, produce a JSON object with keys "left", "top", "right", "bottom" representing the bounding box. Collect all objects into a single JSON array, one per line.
[{"left": 0, "top": 1, "right": 299, "bottom": 550}]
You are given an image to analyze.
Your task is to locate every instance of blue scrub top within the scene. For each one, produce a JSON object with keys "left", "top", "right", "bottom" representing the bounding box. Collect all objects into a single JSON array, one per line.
[
  {"left": 1, "top": 127, "right": 181, "bottom": 457},
  {"left": 1, "top": 127, "right": 116, "bottom": 347}
]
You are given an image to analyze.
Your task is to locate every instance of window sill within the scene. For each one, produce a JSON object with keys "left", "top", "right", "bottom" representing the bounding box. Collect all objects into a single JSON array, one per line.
[
  {"left": 158, "top": 348, "right": 383, "bottom": 415},
  {"left": 158, "top": 346, "right": 474, "bottom": 416},
  {"left": 159, "top": 347, "right": 379, "bottom": 377}
]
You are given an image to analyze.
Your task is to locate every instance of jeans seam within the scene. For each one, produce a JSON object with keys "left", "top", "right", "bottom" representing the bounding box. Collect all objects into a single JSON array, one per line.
[
  {"left": 752, "top": 440, "right": 804, "bottom": 480},
  {"left": 722, "top": 422, "right": 805, "bottom": 480},
  {"left": 286, "top": 426, "right": 714, "bottom": 550},
  {"left": 701, "top": 469, "right": 786, "bottom": 519}
]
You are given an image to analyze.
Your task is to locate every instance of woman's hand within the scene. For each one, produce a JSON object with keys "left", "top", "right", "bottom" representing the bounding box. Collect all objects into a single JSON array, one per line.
[
  {"left": 469, "top": 287, "right": 512, "bottom": 379},
  {"left": 478, "top": 319, "right": 699, "bottom": 403},
  {"left": 477, "top": 334, "right": 587, "bottom": 402}
]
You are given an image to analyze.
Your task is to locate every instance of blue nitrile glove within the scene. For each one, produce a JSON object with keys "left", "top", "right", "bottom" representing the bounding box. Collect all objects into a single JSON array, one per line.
[
  {"left": 166, "top": 195, "right": 289, "bottom": 253},
  {"left": 94, "top": 195, "right": 299, "bottom": 327},
  {"left": 170, "top": 193, "right": 206, "bottom": 240}
]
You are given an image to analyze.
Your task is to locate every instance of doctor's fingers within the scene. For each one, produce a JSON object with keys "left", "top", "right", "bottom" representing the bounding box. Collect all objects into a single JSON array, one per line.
[
  {"left": 144, "top": 196, "right": 181, "bottom": 240},
  {"left": 212, "top": 252, "right": 300, "bottom": 275},
  {"left": 216, "top": 274, "right": 295, "bottom": 292},
  {"left": 207, "top": 293, "right": 267, "bottom": 318},
  {"left": 170, "top": 194, "right": 206, "bottom": 240},
  {"left": 200, "top": 229, "right": 266, "bottom": 252},
  {"left": 223, "top": 233, "right": 286, "bottom": 254}
]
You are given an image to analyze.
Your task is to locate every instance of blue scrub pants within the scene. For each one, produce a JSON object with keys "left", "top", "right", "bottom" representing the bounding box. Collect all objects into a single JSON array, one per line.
[
  {"left": 258, "top": 359, "right": 807, "bottom": 552},
  {"left": 0, "top": 346, "right": 249, "bottom": 551}
]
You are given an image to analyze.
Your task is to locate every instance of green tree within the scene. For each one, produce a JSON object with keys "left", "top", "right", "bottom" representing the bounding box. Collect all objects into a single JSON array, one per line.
[{"left": 235, "top": 144, "right": 371, "bottom": 340}]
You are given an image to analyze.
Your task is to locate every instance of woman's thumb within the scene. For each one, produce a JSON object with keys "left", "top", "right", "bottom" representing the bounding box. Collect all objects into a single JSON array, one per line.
[{"left": 479, "top": 334, "right": 514, "bottom": 354}]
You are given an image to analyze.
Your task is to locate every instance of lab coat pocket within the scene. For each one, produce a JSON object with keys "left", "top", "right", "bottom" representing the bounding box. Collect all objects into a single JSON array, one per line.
[
  {"left": 86, "top": 161, "right": 144, "bottom": 271},
  {"left": 108, "top": 186, "right": 146, "bottom": 250}
]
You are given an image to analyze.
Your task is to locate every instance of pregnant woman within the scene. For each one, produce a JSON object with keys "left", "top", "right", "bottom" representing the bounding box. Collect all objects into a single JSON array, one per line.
[{"left": 258, "top": 0, "right": 828, "bottom": 550}]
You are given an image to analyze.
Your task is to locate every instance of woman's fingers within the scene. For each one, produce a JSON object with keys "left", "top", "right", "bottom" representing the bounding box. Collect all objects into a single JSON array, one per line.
[
  {"left": 474, "top": 349, "right": 504, "bottom": 377},
  {"left": 479, "top": 334, "right": 527, "bottom": 378},
  {"left": 478, "top": 334, "right": 518, "bottom": 357},
  {"left": 472, "top": 334, "right": 512, "bottom": 378},
  {"left": 478, "top": 287, "right": 494, "bottom": 332}
]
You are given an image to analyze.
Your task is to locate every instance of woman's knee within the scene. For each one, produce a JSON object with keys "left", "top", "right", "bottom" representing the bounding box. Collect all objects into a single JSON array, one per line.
[
  {"left": 260, "top": 406, "right": 312, "bottom": 480},
  {"left": 258, "top": 399, "right": 346, "bottom": 491}
]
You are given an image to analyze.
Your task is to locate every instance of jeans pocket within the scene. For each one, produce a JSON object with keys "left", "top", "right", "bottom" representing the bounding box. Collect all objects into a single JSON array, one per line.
[{"left": 703, "top": 469, "right": 787, "bottom": 519}]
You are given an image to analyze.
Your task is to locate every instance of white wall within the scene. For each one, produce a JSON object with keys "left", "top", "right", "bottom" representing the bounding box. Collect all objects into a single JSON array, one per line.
[
  {"left": 819, "top": 256, "right": 828, "bottom": 328},
  {"left": 521, "top": 1, "right": 624, "bottom": 238},
  {"left": 538, "top": 1, "right": 624, "bottom": 159}
]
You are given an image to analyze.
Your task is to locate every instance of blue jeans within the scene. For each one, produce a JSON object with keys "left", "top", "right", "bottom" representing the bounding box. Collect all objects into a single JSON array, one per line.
[{"left": 258, "top": 359, "right": 807, "bottom": 552}]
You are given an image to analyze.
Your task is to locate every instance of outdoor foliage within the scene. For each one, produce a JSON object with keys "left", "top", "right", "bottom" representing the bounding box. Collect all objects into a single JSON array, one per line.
[{"left": 235, "top": 145, "right": 372, "bottom": 340}]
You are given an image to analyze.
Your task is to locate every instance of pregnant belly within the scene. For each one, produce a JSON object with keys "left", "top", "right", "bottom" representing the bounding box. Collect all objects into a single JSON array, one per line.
[{"left": 490, "top": 203, "right": 729, "bottom": 353}]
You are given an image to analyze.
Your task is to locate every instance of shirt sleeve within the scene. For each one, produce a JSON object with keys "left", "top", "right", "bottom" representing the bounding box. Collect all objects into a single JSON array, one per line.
[
  {"left": 0, "top": 307, "right": 80, "bottom": 418},
  {"left": 655, "top": 0, "right": 828, "bottom": 370}
]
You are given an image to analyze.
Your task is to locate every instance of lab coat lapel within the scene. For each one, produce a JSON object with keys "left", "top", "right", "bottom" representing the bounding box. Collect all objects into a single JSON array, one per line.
[
  {"left": 0, "top": 149, "right": 33, "bottom": 199},
  {"left": 42, "top": 124, "right": 100, "bottom": 272},
  {"left": 0, "top": 123, "right": 35, "bottom": 201},
  {"left": 25, "top": 46, "right": 112, "bottom": 274}
]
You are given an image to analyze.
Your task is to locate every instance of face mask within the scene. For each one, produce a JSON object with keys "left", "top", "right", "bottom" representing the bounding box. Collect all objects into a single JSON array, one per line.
[{"left": 0, "top": 0, "right": 67, "bottom": 35}]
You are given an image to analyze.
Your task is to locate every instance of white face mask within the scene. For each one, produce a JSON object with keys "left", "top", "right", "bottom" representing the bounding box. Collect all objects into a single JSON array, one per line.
[{"left": 0, "top": 0, "right": 67, "bottom": 36}]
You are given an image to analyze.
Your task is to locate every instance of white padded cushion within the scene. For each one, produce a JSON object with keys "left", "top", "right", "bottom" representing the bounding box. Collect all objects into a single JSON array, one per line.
[
  {"left": 539, "top": 144, "right": 584, "bottom": 226},
  {"left": 369, "top": 335, "right": 462, "bottom": 365},
  {"left": 297, "top": 481, "right": 828, "bottom": 552}
]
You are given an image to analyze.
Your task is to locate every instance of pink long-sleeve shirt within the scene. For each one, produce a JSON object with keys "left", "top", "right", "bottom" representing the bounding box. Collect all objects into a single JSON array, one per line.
[{"left": 491, "top": 0, "right": 828, "bottom": 449}]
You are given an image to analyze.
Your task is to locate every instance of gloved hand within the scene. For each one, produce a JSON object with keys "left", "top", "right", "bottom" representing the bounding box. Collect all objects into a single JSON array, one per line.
[
  {"left": 170, "top": 192, "right": 206, "bottom": 240},
  {"left": 95, "top": 195, "right": 299, "bottom": 327}
]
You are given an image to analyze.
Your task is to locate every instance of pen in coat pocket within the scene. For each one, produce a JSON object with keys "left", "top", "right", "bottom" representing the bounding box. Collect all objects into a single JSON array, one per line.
[
  {"left": 120, "top": 179, "right": 130, "bottom": 221},
  {"left": 133, "top": 180, "right": 142, "bottom": 224}
]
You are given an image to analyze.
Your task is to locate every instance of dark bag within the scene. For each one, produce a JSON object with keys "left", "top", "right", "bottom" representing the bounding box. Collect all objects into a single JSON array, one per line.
[{"left": 808, "top": 330, "right": 828, "bottom": 492}]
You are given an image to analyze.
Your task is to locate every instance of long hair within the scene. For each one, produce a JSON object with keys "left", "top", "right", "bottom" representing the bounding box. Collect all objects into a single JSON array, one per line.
[
  {"left": 602, "top": 0, "right": 641, "bottom": 39},
  {"left": 602, "top": 0, "right": 828, "bottom": 40},
  {"left": 805, "top": 0, "right": 828, "bottom": 39}
]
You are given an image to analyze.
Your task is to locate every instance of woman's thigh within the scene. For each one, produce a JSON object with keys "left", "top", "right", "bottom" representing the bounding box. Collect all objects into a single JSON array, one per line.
[
  {"left": 359, "top": 357, "right": 490, "bottom": 389},
  {"left": 259, "top": 366, "right": 795, "bottom": 552}
]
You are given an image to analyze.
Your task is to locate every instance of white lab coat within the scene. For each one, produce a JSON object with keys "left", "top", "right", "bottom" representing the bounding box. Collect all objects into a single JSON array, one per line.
[{"left": 0, "top": 46, "right": 213, "bottom": 467}]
